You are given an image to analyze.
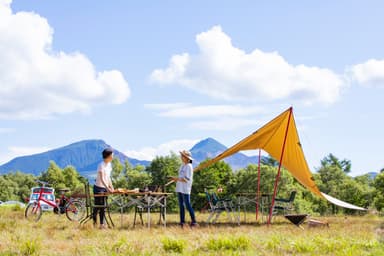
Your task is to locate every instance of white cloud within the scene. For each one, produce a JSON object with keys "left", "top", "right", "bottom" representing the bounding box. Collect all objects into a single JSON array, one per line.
[
  {"left": 0, "top": 145, "right": 50, "bottom": 164},
  {"left": 189, "top": 118, "right": 263, "bottom": 131},
  {"left": 146, "top": 102, "right": 268, "bottom": 130},
  {"left": 0, "top": 0, "right": 130, "bottom": 119},
  {"left": 125, "top": 139, "right": 199, "bottom": 161},
  {"left": 144, "top": 103, "right": 190, "bottom": 110},
  {"left": 349, "top": 59, "right": 384, "bottom": 87},
  {"left": 146, "top": 103, "right": 264, "bottom": 118},
  {"left": 150, "top": 26, "right": 346, "bottom": 105}
]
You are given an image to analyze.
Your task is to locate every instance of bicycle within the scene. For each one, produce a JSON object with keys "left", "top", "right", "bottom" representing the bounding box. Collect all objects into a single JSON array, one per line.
[{"left": 25, "top": 180, "right": 86, "bottom": 222}]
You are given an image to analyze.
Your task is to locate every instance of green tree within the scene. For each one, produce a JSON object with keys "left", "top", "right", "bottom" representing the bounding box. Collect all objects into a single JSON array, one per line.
[
  {"left": 231, "top": 164, "right": 295, "bottom": 195},
  {"left": 40, "top": 161, "right": 65, "bottom": 189},
  {"left": 315, "top": 155, "right": 370, "bottom": 214},
  {"left": 0, "top": 175, "right": 18, "bottom": 201},
  {"left": 111, "top": 158, "right": 125, "bottom": 188},
  {"left": 374, "top": 172, "right": 384, "bottom": 211},
  {"left": 62, "top": 166, "right": 82, "bottom": 191},
  {"left": 39, "top": 161, "right": 84, "bottom": 196},
  {"left": 320, "top": 153, "right": 351, "bottom": 173},
  {"left": 145, "top": 153, "right": 182, "bottom": 211},
  {"left": 354, "top": 174, "right": 374, "bottom": 209},
  {"left": 146, "top": 153, "right": 181, "bottom": 186},
  {"left": 193, "top": 161, "right": 234, "bottom": 210},
  {"left": 261, "top": 155, "right": 279, "bottom": 167},
  {"left": 111, "top": 159, "right": 152, "bottom": 189},
  {"left": 126, "top": 165, "right": 152, "bottom": 189},
  {"left": 0, "top": 172, "right": 36, "bottom": 202}
]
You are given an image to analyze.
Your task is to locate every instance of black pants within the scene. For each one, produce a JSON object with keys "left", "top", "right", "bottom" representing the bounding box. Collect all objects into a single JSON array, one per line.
[{"left": 93, "top": 185, "right": 107, "bottom": 225}]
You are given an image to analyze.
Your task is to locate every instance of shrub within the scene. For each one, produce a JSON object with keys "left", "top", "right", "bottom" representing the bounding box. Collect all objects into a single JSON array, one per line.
[{"left": 162, "top": 237, "right": 186, "bottom": 254}]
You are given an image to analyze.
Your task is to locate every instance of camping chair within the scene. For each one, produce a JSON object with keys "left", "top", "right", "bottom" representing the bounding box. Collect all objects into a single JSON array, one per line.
[
  {"left": 212, "top": 192, "right": 238, "bottom": 222},
  {"left": 205, "top": 189, "right": 237, "bottom": 224},
  {"left": 80, "top": 182, "right": 114, "bottom": 228},
  {"left": 273, "top": 191, "right": 296, "bottom": 215}
]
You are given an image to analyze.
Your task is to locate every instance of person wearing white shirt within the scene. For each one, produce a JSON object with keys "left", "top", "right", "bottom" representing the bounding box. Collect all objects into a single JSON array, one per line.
[
  {"left": 93, "top": 148, "right": 114, "bottom": 229},
  {"left": 172, "top": 150, "right": 197, "bottom": 227}
]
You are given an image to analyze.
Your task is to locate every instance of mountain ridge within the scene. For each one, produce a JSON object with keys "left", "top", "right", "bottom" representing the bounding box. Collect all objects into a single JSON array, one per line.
[
  {"left": 0, "top": 138, "right": 264, "bottom": 176},
  {"left": 0, "top": 139, "right": 149, "bottom": 176},
  {"left": 1, "top": 138, "right": 376, "bottom": 177}
]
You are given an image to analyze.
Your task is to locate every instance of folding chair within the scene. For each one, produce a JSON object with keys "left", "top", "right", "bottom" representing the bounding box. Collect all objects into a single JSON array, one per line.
[
  {"left": 273, "top": 191, "right": 297, "bottom": 215},
  {"left": 205, "top": 189, "right": 236, "bottom": 224},
  {"left": 80, "top": 182, "right": 114, "bottom": 228}
]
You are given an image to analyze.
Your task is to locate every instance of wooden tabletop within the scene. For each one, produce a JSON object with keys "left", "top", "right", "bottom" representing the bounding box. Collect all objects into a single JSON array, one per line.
[
  {"left": 112, "top": 191, "right": 173, "bottom": 196},
  {"left": 235, "top": 193, "right": 272, "bottom": 196}
]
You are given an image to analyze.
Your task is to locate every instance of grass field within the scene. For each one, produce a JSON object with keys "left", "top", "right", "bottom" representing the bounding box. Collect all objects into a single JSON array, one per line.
[{"left": 0, "top": 207, "right": 384, "bottom": 255}]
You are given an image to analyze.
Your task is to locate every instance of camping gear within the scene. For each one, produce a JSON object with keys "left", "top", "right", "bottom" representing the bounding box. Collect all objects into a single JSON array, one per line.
[
  {"left": 204, "top": 189, "right": 238, "bottom": 224},
  {"left": 273, "top": 191, "right": 297, "bottom": 215},
  {"left": 308, "top": 219, "right": 329, "bottom": 228},
  {"left": 284, "top": 214, "right": 308, "bottom": 229},
  {"left": 194, "top": 107, "right": 366, "bottom": 224}
]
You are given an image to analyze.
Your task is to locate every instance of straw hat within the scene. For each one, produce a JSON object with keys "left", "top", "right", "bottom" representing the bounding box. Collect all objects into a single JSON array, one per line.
[{"left": 180, "top": 150, "right": 194, "bottom": 161}]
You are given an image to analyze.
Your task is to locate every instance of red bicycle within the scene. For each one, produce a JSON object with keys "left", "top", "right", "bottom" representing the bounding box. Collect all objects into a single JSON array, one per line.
[{"left": 25, "top": 180, "right": 85, "bottom": 222}]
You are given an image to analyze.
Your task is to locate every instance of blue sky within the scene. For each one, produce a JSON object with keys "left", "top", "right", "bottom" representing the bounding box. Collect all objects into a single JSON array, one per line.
[{"left": 0, "top": 0, "right": 383, "bottom": 175}]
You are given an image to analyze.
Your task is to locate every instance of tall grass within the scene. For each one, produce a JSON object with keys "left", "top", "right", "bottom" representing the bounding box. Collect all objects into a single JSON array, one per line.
[
  {"left": 0, "top": 207, "right": 383, "bottom": 255},
  {"left": 205, "top": 236, "right": 250, "bottom": 251},
  {"left": 161, "top": 237, "right": 186, "bottom": 253}
]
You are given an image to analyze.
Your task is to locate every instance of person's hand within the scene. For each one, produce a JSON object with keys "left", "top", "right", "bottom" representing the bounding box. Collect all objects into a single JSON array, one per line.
[{"left": 171, "top": 177, "right": 178, "bottom": 182}]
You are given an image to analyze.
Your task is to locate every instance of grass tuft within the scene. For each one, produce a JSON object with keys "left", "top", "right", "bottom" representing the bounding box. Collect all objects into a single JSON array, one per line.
[
  {"left": 205, "top": 236, "right": 250, "bottom": 251},
  {"left": 162, "top": 237, "right": 186, "bottom": 254},
  {"left": 19, "top": 238, "right": 41, "bottom": 256}
]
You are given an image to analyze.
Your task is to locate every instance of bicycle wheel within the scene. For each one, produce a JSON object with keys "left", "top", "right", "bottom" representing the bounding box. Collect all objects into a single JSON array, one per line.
[
  {"left": 25, "top": 202, "right": 42, "bottom": 222},
  {"left": 66, "top": 200, "right": 86, "bottom": 222}
]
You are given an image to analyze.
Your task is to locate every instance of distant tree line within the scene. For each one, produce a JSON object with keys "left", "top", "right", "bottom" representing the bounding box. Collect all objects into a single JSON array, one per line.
[{"left": 1, "top": 153, "right": 384, "bottom": 215}]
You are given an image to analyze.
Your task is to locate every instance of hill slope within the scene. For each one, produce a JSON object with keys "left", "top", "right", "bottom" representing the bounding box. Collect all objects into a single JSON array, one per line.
[
  {"left": 0, "top": 140, "right": 149, "bottom": 176},
  {"left": 190, "top": 138, "right": 264, "bottom": 170}
]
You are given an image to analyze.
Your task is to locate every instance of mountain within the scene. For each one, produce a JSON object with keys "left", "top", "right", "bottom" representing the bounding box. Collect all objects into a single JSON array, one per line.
[
  {"left": 0, "top": 138, "right": 267, "bottom": 177},
  {"left": 190, "top": 138, "right": 266, "bottom": 170},
  {"left": 367, "top": 172, "right": 378, "bottom": 179},
  {"left": 0, "top": 140, "right": 150, "bottom": 177}
]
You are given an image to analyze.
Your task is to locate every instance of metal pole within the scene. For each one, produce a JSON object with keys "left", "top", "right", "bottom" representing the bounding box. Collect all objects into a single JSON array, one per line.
[
  {"left": 267, "top": 107, "right": 293, "bottom": 225},
  {"left": 256, "top": 148, "right": 261, "bottom": 221}
]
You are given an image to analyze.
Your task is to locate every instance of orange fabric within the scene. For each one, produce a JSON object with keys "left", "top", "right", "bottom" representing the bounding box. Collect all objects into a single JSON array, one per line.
[
  {"left": 194, "top": 107, "right": 366, "bottom": 210},
  {"left": 194, "top": 107, "right": 322, "bottom": 196}
]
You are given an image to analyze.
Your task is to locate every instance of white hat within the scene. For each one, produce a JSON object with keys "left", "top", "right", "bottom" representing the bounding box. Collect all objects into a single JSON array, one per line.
[{"left": 180, "top": 150, "right": 194, "bottom": 161}]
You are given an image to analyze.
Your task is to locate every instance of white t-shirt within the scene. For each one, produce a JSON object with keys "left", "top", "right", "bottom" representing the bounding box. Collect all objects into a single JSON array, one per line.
[
  {"left": 175, "top": 163, "right": 193, "bottom": 194},
  {"left": 95, "top": 161, "right": 113, "bottom": 189}
]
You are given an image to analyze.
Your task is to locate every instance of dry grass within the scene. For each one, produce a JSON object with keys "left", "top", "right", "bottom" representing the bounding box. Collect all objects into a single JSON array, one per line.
[{"left": 0, "top": 207, "right": 383, "bottom": 255}]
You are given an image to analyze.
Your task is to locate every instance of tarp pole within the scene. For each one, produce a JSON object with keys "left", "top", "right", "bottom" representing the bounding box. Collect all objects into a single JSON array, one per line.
[
  {"left": 267, "top": 107, "right": 293, "bottom": 225},
  {"left": 256, "top": 149, "right": 261, "bottom": 221}
]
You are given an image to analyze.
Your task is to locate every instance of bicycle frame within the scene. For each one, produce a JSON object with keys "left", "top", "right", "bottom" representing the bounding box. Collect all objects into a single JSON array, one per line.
[
  {"left": 33, "top": 186, "right": 57, "bottom": 209},
  {"left": 26, "top": 181, "right": 85, "bottom": 222}
]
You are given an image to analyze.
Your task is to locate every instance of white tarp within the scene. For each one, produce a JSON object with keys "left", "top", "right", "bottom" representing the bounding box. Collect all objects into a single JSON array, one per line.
[{"left": 321, "top": 192, "right": 367, "bottom": 211}]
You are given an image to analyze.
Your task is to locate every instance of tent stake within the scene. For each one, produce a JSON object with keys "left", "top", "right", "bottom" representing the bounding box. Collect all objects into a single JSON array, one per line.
[
  {"left": 256, "top": 149, "right": 261, "bottom": 221},
  {"left": 267, "top": 107, "right": 293, "bottom": 225}
]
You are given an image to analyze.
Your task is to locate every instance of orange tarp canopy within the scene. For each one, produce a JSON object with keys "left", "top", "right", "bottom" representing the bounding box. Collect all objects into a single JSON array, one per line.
[{"left": 195, "top": 107, "right": 365, "bottom": 210}]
